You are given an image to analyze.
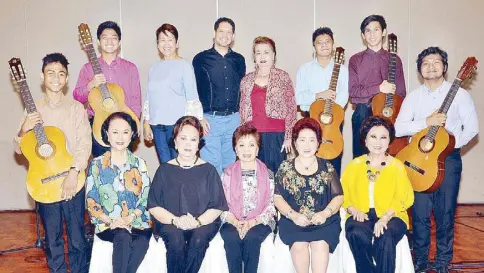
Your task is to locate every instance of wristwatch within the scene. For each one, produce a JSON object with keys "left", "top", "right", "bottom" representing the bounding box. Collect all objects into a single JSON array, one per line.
[{"left": 70, "top": 166, "right": 80, "bottom": 174}]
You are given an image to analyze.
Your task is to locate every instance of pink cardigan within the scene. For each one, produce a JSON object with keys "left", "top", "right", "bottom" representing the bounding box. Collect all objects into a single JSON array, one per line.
[{"left": 239, "top": 68, "right": 297, "bottom": 141}]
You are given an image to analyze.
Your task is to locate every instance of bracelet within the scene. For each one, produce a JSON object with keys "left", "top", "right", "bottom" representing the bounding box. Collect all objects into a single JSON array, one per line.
[
  {"left": 171, "top": 217, "right": 176, "bottom": 225},
  {"left": 196, "top": 218, "right": 202, "bottom": 227},
  {"left": 286, "top": 209, "right": 294, "bottom": 219},
  {"left": 325, "top": 207, "right": 333, "bottom": 215}
]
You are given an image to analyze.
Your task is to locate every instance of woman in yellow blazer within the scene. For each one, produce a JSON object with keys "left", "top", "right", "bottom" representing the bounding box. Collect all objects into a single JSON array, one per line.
[{"left": 341, "top": 116, "right": 414, "bottom": 273}]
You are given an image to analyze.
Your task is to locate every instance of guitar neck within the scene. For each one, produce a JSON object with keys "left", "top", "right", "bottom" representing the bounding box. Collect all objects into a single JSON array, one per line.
[
  {"left": 17, "top": 80, "right": 49, "bottom": 145},
  {"left": 427, "top": 78, "right": 462, "bottom": 140},
  {"left": 323, "top": 63, "right": 341, "bottom": 114},
  {"left": 384, "top": 52, "right": 398, "bottom": 107},
  {"left": 84, "top": 44, "right": 111, "bottom": 100}
]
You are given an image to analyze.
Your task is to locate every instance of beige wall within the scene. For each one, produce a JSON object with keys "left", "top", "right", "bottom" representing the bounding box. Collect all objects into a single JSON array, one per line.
[{"left": 1, "top": 0, "right": 482, "bottom": 210}]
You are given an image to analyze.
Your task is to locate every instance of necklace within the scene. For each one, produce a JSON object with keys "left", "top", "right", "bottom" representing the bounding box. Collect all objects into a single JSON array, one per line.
[
  {"left": 176, "top": 156, "right": 198, "bottom": 169},
  {"left": 366, "top": 154, "right": 387, "bottom": 182},
  {"left": 298, "top": 156, "right": 317, "bottom": 171}
]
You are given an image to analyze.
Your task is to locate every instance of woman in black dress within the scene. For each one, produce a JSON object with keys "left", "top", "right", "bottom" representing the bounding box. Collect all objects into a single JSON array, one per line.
[
  {"left": 147, "top": 116, "right": 228, "bottom": 273},
  {"left": 274, "top": 118, "right": 344, "bottom": 273}
]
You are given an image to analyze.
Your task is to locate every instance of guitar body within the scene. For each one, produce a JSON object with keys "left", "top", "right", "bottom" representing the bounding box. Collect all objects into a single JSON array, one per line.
[
  {"left": 396, "top": 127, "right": 455, "bottom": 193},
  {"left": 89, "top": 83, "right": 140, "bottom": 147},
  {"left": 20, "top": 126, "right": 86, "bottom": 203},
  {"left": 371, "top": 92, "right": 404, "bottom": 124},
  {"left": 310, "top": 100, "right": 344, "bottom": 160}
]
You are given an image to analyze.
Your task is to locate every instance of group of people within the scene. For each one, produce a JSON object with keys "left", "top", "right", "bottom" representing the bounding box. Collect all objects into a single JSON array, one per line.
[{"left": 12, "top": 12, "right": 478, "bottom": 273}]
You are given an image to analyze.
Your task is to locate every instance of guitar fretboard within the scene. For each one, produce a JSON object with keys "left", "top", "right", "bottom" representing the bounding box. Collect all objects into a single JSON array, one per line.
[
  {"left": 426, "top": 79, "right": 462, "bottom": 141},
  {"left": 323, "top": 63, "right": 342, "bottom": 115},
  {"left": 84, "top": 43, "right": 111, "bottom": 101},
  {"left": 384, "top": 52, "right": 398, "bottom": 108},
  {"left": 17, "top": 80, "right": 49, "bottom": 145}
]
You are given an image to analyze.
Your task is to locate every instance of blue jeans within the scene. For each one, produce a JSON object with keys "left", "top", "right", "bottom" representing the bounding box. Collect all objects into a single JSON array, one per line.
[
  {"left": 151, "top": 124, "right": 177, "bottom": 163},
  {"left": 201, "top": 112, "right": 240, "bottom": 175}
]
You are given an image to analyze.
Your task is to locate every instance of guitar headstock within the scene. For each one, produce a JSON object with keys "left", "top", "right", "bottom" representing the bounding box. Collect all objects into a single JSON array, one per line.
[
  {"left": 334, "top": 47, "right": 345, "bottom": 65},
  {"left": 78, "top": 23, "right": 93, "bottom": 47},
  {"left": 388, "top": 33, "right": 398, "bottom": 54},
  {"left": 457, "top": 57, "right": 478, "bottom": 81},
  {"left": 8, "top": 58, "right": 27, "bottom": 83}
]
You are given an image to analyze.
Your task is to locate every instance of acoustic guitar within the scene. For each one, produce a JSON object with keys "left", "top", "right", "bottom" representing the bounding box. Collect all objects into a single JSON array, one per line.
[
  {"left": 78, "top": 23, "right": 140, "bottom": 147},
  {"left": 9, "top": 58, "right": 86, "bottom": 203},
  {"left": 396, "top": 57, "right": 478, "bottom": 192},
  {"left": 371, "top": 33, "right": 407, "bottom": 155},
  {"left": 309, "top": 47, "right": 345, "bottom": 160}
]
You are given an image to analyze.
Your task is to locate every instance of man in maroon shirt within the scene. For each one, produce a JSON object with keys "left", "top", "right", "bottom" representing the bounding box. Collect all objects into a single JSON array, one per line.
[
  {"left": 348, "top": 15, "right": 406, "bottom": 158},
  {"left": 74, "top": 21, "right": 142, "bottom": 157}
]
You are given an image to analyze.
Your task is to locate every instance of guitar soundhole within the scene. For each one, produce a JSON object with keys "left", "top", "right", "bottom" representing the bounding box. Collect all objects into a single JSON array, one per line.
[
  {"left": 102, "top": 98, "right": 115, "bottom": 109},
  {"left": 382, "top": 107, "right": 394, "bottom": 118},
  {"left": 320, "top": 113, "right": 333, "bottom": 125},
  {"left": 419, "top": 138, "right": 434, "bottom": 153},
  {"left": 37, "top": 143, "right": 54, "bottom": 159}
]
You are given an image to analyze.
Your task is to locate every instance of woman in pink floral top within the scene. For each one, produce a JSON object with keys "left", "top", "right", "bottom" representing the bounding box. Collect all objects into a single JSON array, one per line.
[
  {"left": 220, "top": 124, "right": 276, "bottom": 273},
  {"left": 239, "top": 36, "right": 297, "bottom": 173}
]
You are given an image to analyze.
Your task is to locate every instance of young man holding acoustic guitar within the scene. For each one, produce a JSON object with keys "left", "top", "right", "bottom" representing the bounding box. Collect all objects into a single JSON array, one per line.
[
  {"left": 74, "top": 21, "right": 142, "bottom": 157},
  {"left": 14, "top": 53, "right": 92, "bottom": 273},
  {"left": 295, "top": 27, "right": 349, "bottom": 176},
  {"left": 348, "top": 15, "right": 406, "bottom": 158},
  {"left": 395, "top": 47, "right": 479, "bottom": 273}
]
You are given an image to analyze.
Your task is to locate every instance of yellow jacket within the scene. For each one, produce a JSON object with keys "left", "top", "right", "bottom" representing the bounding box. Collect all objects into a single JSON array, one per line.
[{"left": 341, "top": 155, "right": 414, "bottom": 227}]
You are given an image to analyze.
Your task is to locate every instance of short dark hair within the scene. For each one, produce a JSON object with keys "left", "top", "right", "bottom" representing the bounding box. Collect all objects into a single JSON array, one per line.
[
  {"left": 360, "top": 15, "right": 387, "bottom": 33},
  {"left": 169, "top": 116, "right": 205, "bottom": 150},
  {"left": 312, "top": 27, "right": 334, "bottom": 44},
  {"left": 232, "top": 124, "right": 261, "bottom": 149},
  {"left": 417, "top": 46, "right": 448, "bottom": 74},
  {"left": 97, "top": 21, "right": 122, "bottom": 40},
  {"left": 42, "top": 53, "right": 69, "bottom": 73},
  {"left": 292, "top": 118, "right": 323, "bottom": 148},
  {"left": 156, "top": 23, "right": 179, "bottom": 42},
  {"left": 101, "top": 112, "right": 139, "bottom": 146},
  {"left": 359, "top": 116, "right": 396, "bottom": 150},
  {"left": 214, "top": 17, "right": 235, "bottom": 33}
]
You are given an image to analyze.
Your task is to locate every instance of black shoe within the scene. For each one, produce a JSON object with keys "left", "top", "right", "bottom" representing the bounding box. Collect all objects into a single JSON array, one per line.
[
  {"left": 434, "top": 265, "right": 450, "bottom": 273},
  {"left": 414, "top": 262, "right": 432, "bottom": 273}
]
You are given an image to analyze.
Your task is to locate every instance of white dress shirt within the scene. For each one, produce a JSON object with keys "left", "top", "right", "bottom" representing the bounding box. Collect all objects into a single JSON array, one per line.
[{"left": 395, "top": 80, "right": 478, "bottom": 148}]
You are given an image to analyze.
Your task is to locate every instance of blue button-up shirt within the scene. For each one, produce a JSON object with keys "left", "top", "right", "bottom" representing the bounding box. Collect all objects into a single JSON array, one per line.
[
  {"left": 192, "top": 46, "right": 246, "bottom": 113},
  {"left": 296, "top": 58, "right": 349, "bottom": 111}
]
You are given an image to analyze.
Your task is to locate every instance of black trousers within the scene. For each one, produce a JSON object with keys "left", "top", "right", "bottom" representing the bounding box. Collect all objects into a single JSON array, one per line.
[
  {"left": 258, "top": 132, "right": 285, "bottom": 174},
  {"left": 158, "top": 221, "right": 220, "bottom": 273},
  {"left": 412, "top": 149, "right": 462, "bottom": 267},
  {"left": 220, "top": 223, "right": 271, "bottom": 273},
  {"left": 38, "top": 188, "right": 89, "bottom": 273},
  {"left": 351, "top": 103, "right": 372, "bottom": 159},
  {"left": 97, "top": 228, "right": 152, "bottom": 273},
  {"left": 346, "top": 209, "right": 407, "bottom": 273}
]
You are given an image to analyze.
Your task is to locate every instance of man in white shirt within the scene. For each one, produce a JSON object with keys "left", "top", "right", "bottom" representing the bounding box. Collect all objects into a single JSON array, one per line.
[
  {"left": 395, "top": 47, "right": 479, "bottom": 273},
  {"left": 295, "top": 27, "right": 349, "bottom": 176}
]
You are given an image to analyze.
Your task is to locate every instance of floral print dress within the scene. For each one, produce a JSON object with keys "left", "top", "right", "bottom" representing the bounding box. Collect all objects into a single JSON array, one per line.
[
  {"left": 275, "top": 158, "right": 343, "bottom": 252},
  {"left": 86, "top": 151, "right": 151, "bottom": 233}
]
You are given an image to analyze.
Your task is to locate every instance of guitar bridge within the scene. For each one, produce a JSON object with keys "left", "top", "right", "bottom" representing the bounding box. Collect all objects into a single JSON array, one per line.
[
  {"left": 42, "top": 170, "right": 69, "bottom": 184},
  {"left": 404, "top": 161, "right": 425, "bottom": 175}
]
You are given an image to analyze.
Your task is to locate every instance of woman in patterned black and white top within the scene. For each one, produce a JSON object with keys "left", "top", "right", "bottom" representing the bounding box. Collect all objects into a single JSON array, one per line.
[{"left": 220, "top": 124, "right": 276, "bottom": 273}]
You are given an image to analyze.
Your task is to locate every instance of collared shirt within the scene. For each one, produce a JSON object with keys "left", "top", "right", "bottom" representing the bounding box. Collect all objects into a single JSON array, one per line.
[
  {"left": 395, "top": 80, "right": 478, "bottom": 148},
  {"left": 295, "top": 58, "right": 349, "bottom": 111},
  {"left": 86, "top": 150, "right": 151, "bottom": 233},
  {"left": 73, "top": 56, "right": 142, "bottom": 117},
  {"left": 348, "top": 48, "right": 406, "bottom": 104},
  {"left": 143, "top": 59, "right": 201, "bottom": 125},
  {"left": 192, "top": 46, "right": 246, "bottom": 113},
  {"left": 14, "top": 95, "right": 92, "bottom": 171}
]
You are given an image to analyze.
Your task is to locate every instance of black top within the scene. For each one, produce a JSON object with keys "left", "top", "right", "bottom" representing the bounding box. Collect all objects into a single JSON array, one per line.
[
  {"left": 147, "top": 163, "right": 228, "bottom": 226},
  {"left": 192, "top": 46, "right": 246, "bottom": 113}
]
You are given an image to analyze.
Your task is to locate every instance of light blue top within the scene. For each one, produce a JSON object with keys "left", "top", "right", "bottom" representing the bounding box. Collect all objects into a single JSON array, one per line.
[
  {"left": 295, "top": 58, "right": 349, "bottom": 111},
  {"left": 144, "top": 59, "right": 199, "bottom": 125}
]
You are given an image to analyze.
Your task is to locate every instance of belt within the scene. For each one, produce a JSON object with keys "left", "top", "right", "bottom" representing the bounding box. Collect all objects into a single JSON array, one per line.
[{"left": 205, "top": 110, "right": 237, "bottom": 116}]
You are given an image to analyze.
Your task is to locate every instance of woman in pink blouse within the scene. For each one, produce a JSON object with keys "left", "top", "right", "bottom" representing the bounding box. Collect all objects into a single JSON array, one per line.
[
  {"left": 220, "top": 124, "right": 276, "bottom": 273},
  {"left": 239, "top": 36, "right": 297, "bottom": 173}
]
